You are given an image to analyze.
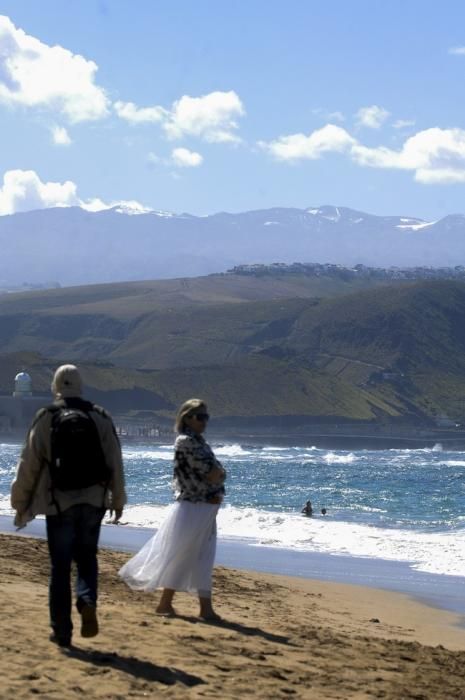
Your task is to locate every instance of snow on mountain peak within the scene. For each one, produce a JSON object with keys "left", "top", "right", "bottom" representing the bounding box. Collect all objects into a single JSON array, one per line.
[
  {"left": 150, "top": 209, "right": 176, "bottom": 218},
  {"left": 111, "top": 203, "right": 178, "bottom": 217},
  {"left": 396, "top": 219, "right": 435, "bottom": 231},
  {"left": 306, "top": 205, "right": 341, "bottom": 221},
  {"left": 112, "top": 202, "right": 154, "bottom": 216}
]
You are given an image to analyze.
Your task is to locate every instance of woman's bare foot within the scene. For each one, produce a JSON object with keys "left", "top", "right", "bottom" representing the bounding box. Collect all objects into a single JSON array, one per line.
[
  {"left": 157, "top": 588, "right": 176, "bottom": 616},
  {"left": 155, "top": 606, "right": 176, "bottom": 617},
  {"left": 199, "top": 596, "right": 221, "bottom": 621},
  {"left": 199, "top": 611, "right": 222, "bottom": 622}
]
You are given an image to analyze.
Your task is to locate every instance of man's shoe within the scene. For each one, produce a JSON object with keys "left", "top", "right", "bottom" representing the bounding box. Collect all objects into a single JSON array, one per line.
[
  {"left": 80, "top": 603, "right": 99, "bottom": 638},
  {"left": 50, "top": 632, "right": 72, "bottom": 648}
]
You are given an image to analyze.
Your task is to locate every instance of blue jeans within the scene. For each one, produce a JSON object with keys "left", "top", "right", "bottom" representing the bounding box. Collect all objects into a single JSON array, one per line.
[{"left": 46, "top": 504, "right": 105, "bottom": 640}]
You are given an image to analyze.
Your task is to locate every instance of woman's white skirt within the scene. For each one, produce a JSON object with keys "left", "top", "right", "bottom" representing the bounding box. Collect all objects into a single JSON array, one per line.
[{"left": 119, "top": 500, "right": 219, "bottom": 596}]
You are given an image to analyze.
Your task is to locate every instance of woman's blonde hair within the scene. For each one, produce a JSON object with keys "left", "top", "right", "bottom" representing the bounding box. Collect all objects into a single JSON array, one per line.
[{"left": 175, "top": 398, "right": 207, "bottom": 433}]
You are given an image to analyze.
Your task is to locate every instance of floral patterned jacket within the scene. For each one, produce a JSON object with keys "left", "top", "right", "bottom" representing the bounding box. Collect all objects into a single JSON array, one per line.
[{"left": 173, "top": 429, "right": 226, "bottom": 503}]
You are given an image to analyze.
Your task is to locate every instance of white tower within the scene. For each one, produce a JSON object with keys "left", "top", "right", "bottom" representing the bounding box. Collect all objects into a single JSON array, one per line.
[{"left": 13, "top": 371, "right": 33, "bottom": 397}]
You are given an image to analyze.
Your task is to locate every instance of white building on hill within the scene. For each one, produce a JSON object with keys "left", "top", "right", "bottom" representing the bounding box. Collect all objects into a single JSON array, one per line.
[{"left": 0, "top": 372, "right": 48, "bottom": 433}]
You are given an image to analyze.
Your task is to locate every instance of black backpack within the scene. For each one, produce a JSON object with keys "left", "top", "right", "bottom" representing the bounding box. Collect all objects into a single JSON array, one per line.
[{"left": 47, "top": 398, "right": 112, "bottom": 491}]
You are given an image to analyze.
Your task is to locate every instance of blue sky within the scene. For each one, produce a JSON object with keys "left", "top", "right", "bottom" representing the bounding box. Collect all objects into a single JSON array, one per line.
[{"left": 1, "top": 0, "right": 465, "bottom": 219}]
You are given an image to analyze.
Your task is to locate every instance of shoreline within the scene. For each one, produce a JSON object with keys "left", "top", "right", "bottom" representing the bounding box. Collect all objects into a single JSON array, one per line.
[{"left": 2, "top": 514, "right": 465, "bottom": 618}]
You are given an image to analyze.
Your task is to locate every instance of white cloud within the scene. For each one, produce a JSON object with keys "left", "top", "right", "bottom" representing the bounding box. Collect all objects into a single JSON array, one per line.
[
  {"left": 351, "top": 127, "right": 465, "bottom": 183},
  {"left": 51, "top": 125, "right": 72, "bottom": 145},
  {"left": 0, "top": 169, "right": 78, "bottom": 215},
  {"left": 171, "top": 147, "right": 203, "bottom": 167},
  {"left": 355, "top": 105, "right": 390, "bottom": 129},
  {"left": 350, "top": 143, "right": 401, "bottom": 168},
  {"left": 114, "top": 100, "right": 166, "bottom": 124},
  {"left": 0, "top": 169, "right": 149, "bottom": 215},
  {"left": 448, "top": 46, "right": 465, "bottom": 55},
  {"left": 415, "top": 167, "right": 465, "bottom": 184},
  {"left": 1, "top": 15, "right": 243, "bottom": 145},
  {"left": 260, "top": 124, "right": 465, "bottom": 184},
  {"left": 114, "top": 90, "right": 245, "bottom": 144},
  {"left": 163, "top": 90, "right": 245, "bottom": 142},
  {"left": 0, "top": 15, "right": 109, "bottom": 122},
  {"left": 392, "top": 119, "right": 416, "bottom": 129},
  {"left": 258, "top": 124, "right": 355, "bottom": 161},
  {"left": 147, "top": 149, "right": 203, "bottom": 168}
]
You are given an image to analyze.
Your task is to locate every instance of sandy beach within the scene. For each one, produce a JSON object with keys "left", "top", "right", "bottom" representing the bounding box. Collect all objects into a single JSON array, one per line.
[{"left": 1, "top": 533, "right": 465, "bottom": 699}]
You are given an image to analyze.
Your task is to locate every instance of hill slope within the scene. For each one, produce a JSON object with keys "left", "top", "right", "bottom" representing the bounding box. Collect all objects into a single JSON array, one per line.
[{"left": 2, "top": 278, "right": 465, "bottom": 423}]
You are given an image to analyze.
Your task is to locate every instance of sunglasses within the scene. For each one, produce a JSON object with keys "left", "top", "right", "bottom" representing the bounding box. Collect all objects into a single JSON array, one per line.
[{"left": 191, "top": 412, "right": 210, "bottom": 422}]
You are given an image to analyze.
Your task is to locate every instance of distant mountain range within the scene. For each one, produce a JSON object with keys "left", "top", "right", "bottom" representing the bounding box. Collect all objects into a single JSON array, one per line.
[{"left": 1, "top": 204, "right": 465, "bottom": 287}]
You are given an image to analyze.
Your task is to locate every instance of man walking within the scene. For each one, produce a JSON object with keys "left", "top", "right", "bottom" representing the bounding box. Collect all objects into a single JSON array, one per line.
[{"left": 11, "top": 364, "right": 126, "bottom": 648}]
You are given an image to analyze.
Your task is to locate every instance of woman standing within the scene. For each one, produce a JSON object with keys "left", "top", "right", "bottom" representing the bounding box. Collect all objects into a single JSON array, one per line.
[{"left": 119, "top": 399, "right": 226, "bottom": 620}]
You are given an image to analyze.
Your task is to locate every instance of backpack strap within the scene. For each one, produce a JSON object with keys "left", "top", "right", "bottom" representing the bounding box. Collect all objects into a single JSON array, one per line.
[
  {"left": 91, "top": 403, "right": 121, "bottom": 444},
  {"left": 29, "top": 405, "right": 56, "bottom": 432},
  {"left": 42, "top": 403, "right": 65, "bottom": 515}
]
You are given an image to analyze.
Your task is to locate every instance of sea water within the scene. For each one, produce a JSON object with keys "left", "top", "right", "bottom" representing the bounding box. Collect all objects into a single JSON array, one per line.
[{"left": 1, "top": 441, "right": 464, "bottom": 578}]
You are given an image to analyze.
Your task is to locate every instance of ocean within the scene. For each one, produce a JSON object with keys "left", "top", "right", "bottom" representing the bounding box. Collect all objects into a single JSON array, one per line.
[{"left": 1, "top": 439, "right": 464, "bottom": 580}]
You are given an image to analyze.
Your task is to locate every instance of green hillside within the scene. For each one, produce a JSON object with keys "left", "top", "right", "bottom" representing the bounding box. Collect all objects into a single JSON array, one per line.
[
  {"left": 287, "top": 282, "right": 465, "bottom": 371},
  {"left": 2, "top": 277, "right": 465, "bottom": 424},
  {"left": 0, "top": 351, "right": 404, "bottom": 422}
]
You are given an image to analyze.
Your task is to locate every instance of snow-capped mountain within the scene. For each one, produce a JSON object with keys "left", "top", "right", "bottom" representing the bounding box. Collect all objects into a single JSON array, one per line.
[{"left": 1, "top": 204, "right": 464, "bottom": 286}]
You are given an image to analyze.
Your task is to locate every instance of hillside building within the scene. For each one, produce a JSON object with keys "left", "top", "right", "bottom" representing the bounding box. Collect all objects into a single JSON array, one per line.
[{"left": 0, "top": 372, "right": 48, "bottom": 433}]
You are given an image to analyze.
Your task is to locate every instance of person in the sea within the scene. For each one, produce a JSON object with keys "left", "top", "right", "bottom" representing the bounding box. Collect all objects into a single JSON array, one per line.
[
  {"left": 321, "top": 507, "right": 327, "bottom": 515},
  {"left": 119, "top": 398, "right": 226, "bottom": 620},
  {"left": 10, "top": 364, "right": 126, "bottom": 648},
  {"left": 301, "top": 500, "right": 313, "bottom": 516}
]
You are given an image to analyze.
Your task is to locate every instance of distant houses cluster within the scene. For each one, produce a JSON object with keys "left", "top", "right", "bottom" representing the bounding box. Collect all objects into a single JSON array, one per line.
[
  {"left": 0, "top": 281, "right": 61, "bottom": 295},
  {"left": 227, "top": 262, "right": 465, "bottom": 281}
]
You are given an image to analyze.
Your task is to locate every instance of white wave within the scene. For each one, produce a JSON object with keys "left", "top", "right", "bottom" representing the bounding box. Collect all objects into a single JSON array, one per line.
[
  {"left": 439, "top": 460, "right": 465, "bottom": 468},
  {"left": 323, "top": 452, "right": 357, "bottom": 464},
  {"left": 123, "top": 448, "right": 172, "bottom": 461},
  {"left": 231, "top": 509, "right": 465, "bottom": 577},
  {"left": 121, "top": 442, "right": 323, "bottom": 462},
  {"left": 0, "top": 467, "right": 15, "bottom": 476},
  {"left": 347, "top": 504, "right": 386, "bottom": 514},
  {"left": 389, "top": 445, "right": 453, "bottom": 455},
  {"left": 260, "top": 446, "right": 320, "bottom": 455},
  {"left": 119, "top": 502, "right": 465, "bottom": 577},
  {"left": 256, "top": 456, "right": 291, "bottom": 462},
  {"left": 212, "top": 444, "right": 254, "bottom": 458},
  {"left": 0, "top": 495, "right": 13, "bottom": 517},
  {"left": 118, "top": 503, "right": 169, "bottom": 528}
]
